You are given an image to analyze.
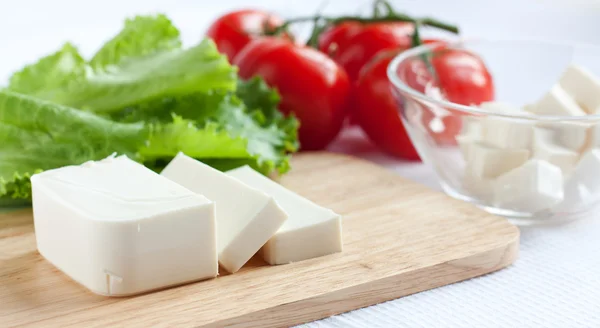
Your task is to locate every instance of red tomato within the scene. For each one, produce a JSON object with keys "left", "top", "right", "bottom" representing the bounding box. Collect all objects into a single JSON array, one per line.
[
  {"left": 356, "top": 46, "right": 494, "bottom": 160},
  {"left": 355, "top": 49, "right": 420, "bottom": 160},
  {"left": 317, "top": 21, "right": 363, "bottom": 56},
  {"left": 233, "top": 37, "right": 351, "bottom": 150},
  {"left": 206, "top": 9, "right": 285, "bottom": 62},
  {"left": 431, "top": 48, "right": 495, "bottom": 106},
  {"left": 328, "top": 22, "right": 414, "bottom": 81}
]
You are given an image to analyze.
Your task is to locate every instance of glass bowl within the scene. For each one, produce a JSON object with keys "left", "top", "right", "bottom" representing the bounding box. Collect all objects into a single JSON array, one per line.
[{"left": 387, "top": 38, "right": 600, "bottom": 225}]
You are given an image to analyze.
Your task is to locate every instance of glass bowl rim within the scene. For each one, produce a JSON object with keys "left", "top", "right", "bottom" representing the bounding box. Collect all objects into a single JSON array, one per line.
[{"left": 386, "top": 37, "right": 600, "bottom": 122}]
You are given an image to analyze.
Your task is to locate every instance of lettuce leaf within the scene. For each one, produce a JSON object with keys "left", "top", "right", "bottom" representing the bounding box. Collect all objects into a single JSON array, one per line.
[
  {"left": 89, "top": 14, "right": 181, "bottom": 69},
  {"left": 116, "top": 91, "right": 297, "bottom": 174},
  {"left": 0, "top": 91, "right": 147, "bottom": 204},
  {"left": 1, "top": 14, "right": 299, "bottom": 205},
  {"left": 0, "top": 91, "right": 294, "bottom": 203},
  {"left": 7, "top": 43, "right": 87, "bottom": 99},
  {"left": 7, "top": 16, "right": 236, "bottom": 114}
]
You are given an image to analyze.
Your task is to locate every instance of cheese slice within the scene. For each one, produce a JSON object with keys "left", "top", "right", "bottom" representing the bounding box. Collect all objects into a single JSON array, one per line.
[
  {"left": 161, "top": 153, "right": 288, "bottom": 273},
  {"left": 227, "top": 166, "right": 343, "bottom": 265},
  {"left": 558, "top": 64, "right": 600, "bottom": 114},
  {"left": 31, "top": 155, "right": 217, "bottom": 296}
]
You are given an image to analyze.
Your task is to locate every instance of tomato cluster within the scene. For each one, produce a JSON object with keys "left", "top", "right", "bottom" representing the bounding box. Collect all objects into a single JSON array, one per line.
[{"left": 205, "top": 8, "right": 495, "bottom": 160}]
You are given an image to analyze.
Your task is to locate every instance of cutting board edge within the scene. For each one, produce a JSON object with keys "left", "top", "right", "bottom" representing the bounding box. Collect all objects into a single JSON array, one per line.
[{"left": 207, "top": 232, "right": 519, "bottom": 328}]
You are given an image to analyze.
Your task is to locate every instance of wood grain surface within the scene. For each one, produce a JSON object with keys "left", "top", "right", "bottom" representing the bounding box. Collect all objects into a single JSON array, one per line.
[{"left": 0, "top": 152, "right": 519, "bottom": 328}]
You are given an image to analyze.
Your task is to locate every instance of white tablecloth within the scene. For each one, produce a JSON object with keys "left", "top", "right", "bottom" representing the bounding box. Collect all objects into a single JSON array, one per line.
[{"left": 2, "top": 1, "right": 600, "bottom": 326}]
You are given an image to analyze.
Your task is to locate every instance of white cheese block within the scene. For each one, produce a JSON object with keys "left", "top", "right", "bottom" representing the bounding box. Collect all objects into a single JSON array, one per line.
[
  {"left": 161, "top": 153, "right": 288, "bottom": 273},
  {"left": 479, "top": 101, "right": 522, "bottom": 113},
  {"left": 535, "top": 122, "right": 591, "bottom": 152},
  {"left": 462, "top": 173, "right": 494, "bottom": 203},
  {"left": 456, "top": 135, "right": 474, "bottom": 159},
  {"left": 481, "top": 117, "right": 534, "bottom": 150},
  {"left": 493, "top": 159, "right": 564, "bottom": 213},
  {"left": 558, "top": 64, "right": 600, "bottom": 114},
  {"left": 466, "top": 142, "right": 530, "bottom": 179},
  {"left": 556, "top": 149, "right": 600, "bottom": 211},
  {"left": 459, "top": 115, "right": 483, "bottom": 140},
  {"left": 532, "top": 128, "right": 580, "bottom": 174},
  {"left": 31, "top": 155, "right": 217, "bottom": 297},
  {"left": 227, "top": 166, "right": 343, "bottom": 265},
  {"left": 526, "top": 85, "right": 586, "bottom": 116}
]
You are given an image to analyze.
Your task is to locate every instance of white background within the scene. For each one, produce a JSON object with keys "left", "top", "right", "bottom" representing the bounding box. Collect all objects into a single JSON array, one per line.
[{"left": 2, "top": 1, "right": 600, "bottom": 327}]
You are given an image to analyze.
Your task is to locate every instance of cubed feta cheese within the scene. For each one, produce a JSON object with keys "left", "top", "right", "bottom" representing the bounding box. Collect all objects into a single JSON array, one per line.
[
  {"left": 556, "top": 149, "right": 600, "bottom": 211},
  {"left": 481, "top": 117, "right": 534, "bottom": 150},
  {"left": 493, "top": 160, "right": 564, "bottom": 213},
  {"left": 466, "top": 142, "right": 530, "bottom": 179},
  {"left": 558, "top": 64, "right": 600, "bottom": 114},
  {"left": 462, "top": 173, "right": 494, "bottom": 202},
  {"left": 527, "top": 85, "right": 586, "bottom": 116},
  {"left": 535, "top": 121, "right": 591, "bottom": 152},
  {"left": 532, "top": 128, "right": 580, "bottom": 173}
]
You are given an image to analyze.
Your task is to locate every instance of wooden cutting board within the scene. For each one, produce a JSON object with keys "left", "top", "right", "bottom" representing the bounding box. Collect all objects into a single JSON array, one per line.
[{"left": 0, "top": 152, "right": 519, "bottom": 328}]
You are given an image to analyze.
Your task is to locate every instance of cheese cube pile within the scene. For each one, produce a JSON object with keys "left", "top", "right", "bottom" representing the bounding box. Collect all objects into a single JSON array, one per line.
[{"left": 457, "top": 64, "right": 600, "bottom": 214}]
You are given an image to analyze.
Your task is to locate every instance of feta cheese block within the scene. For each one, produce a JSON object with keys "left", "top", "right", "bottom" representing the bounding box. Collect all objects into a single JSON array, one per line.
[
  {"left": 493, "top": 160, "right": 564, "bottom": 213},
  {"left": 558, "top": 64, "right": 600, "bottom": 114},
  {"left": 556, "top": 149, "right": 600, "bottom": 211},
  {"left": 532, "top": 128, "right": 579, "bottom": 174},
  {"left": 459, "top": 115, "right": 484, "bottom": 140},
  {"left": 226, "top": 166, "right": 343, "bottom": 265},
  {"left": 481, "top": 117, "right": 534, "bottom": 150},
  {"left": 462, "top": 173, "right": 494, "bottom": 203},
  {"left": 161, "top": 153, "right": 288, "bottom": 273},
  {"left": 479, "top": 101, "right": 522, "bottom": 113},
  {"left": 527, "top": 85, "right": 586, "bottom": 116},
  {"left": 466, "top": 142, "right": 530, "bottom": 179},
  {"left": 31, "top": 155, "right": 217, "bottom": 297},
  {"left": 535, "top": 121, "right": 591, "bottom": 152},
  {"left": 456, "top": 135, "right": 474, "bottom": 159}
]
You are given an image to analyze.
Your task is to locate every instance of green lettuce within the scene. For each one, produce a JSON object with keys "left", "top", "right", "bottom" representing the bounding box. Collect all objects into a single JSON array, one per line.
[
  {"left": 0, "top": 91, "right": 295, "bottom": 204},
  {"left": 7, "top": 43, "right": 87, "bottom": 100},
  {"left": 89, "top": 14, "right": 182, "bottom": 69},
  {"left": 0, "top": 91, "right": 146, "bottom": 205},
  {"left": 1, "top": 14, "right": 298, "bottom": 205}
]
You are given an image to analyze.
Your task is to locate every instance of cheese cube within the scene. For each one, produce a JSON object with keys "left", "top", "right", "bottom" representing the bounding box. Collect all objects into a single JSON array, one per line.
[
  {"left": 31, "top": 155, "right": 217, "bottom": 296},
  {"left": 161, "top": 153, "right": 288, "bottom": 273},
  {"left": 535, "top": 122, "right": 591, "bottom": 152},
  {"left": 479, "top": 101, "right": 522, "bottom": 113},
  {"left": 558, "top": 64, "right": 600, "bottom": 114},
  {"left": 527, "top": 85, "right": 586, "bottom": 116},
  {"left": 466, "top": 142, "right": 530, "bottom": 179},
  {"left": 481, "top": 117, "right": 534, "bottom": 150},
  {"left": 462, "top": 173, "right": 494, "bottom": 202},
  {"left": 456, "top": 135, "right": 474, "bottom": 159},
  {"left": 227, "top": 166, "right": 342, "bottom": 265},
  {"left": 459, "top": 115, "right": 483, "bottom": 140},
  {"left": 532, "top": 128, "right": 580, "bottom": 173},
  {"left": 493, "top": 160, "right": 564, "bottom": 212},
  {"left": 558, "top": 149, "right": 600, "bottom": 210}
]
